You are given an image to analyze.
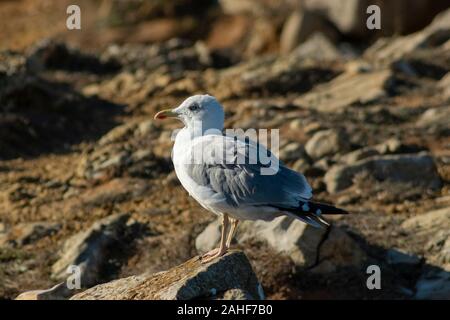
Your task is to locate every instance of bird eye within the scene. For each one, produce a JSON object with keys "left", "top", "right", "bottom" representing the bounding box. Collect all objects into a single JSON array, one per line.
[{"left": 188, "top": 103, "right": 200, "bottom": 112}]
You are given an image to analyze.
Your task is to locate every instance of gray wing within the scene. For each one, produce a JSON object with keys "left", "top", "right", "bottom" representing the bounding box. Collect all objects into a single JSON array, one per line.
[{"left": 185, "top": 135, "right": 312, "bottom": 208}]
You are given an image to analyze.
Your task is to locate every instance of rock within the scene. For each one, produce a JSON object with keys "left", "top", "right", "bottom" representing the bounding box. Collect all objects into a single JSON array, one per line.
[
  {"left": 386, "top": 248, "right": 422, "bottom": 267},
  {"left": 287, "top": 32, "right": 341, "bottom": 60},
  {"left": 325, "top": 153, "right": 441, "bottom": 193},
  {"left": 305, "top": 129, "right": 350, "bottom": 160},
  {"left": 0, "top": 222, "right": 61, "bottom": 246},
  {"left": 197, "top": 217, "right": 326, "bottom": 268},
  {"left": 215, "top": 288, "right": 257, "bottom": 300},
  {"left": 415, "top": 269, "right": 450, "bottom": 299},
  {"left": 295, "top": 69, "right": 395, "bottom": 113},
  {"left": 280, "top": 9, "right": 339, "bottom": 54},
  {"left": 51, "top": 213, "right": 131, "bottom": 288},
  {"left": 195, "top": 220, "right": 222, "bottom": 254},
  {"left": 402, "top": 207, "right": 450, "bottom": 271},
  {"left": 417, "top": 106, "right": 450, "bottom": 129},
  {"left": 70, "top": 251, "right": 263, "bottom": 300},
  {"left": 26, "top": 40, "right": 120, "bottom": 74},
  {"left": 340, "top": 138, "right": 422, "bottom": 164},
  {"left": 210, "top": 48, "right": 338, "bottom": 98},
  {"left": 402, "top": 207, "right": 450, "bottom": 233},
  {"left": 0, "top": 58, "right": 121, "bottom": 160},
  {"left": 311, "top": 226, "right": 366, "bottom": 273},
  {"left": 77, "top": 120, "right": 170, "bottom": 181},
  {"left": 15, "top": 282, "right": 74, "bottom": 300},
  {"left": 438, "top": 72, "right": 450, "bottom": 100},
  {"left": 292, "top": 158, "right": 312, "bottom": 173},
  {"left": 279, "top": 142, "right": 310, "bottom": 163},
  {"left": 219, "top": 0, "right": 290, "bottom": 17},
  {"left": 365, "top": 8, "right": 450, "bottom": 63},
  {"left": 196, "top": 217, "right": 365, "bottom": 270},
  {"left": 304, "top": 0, "right": 449, "bottom": 38}
]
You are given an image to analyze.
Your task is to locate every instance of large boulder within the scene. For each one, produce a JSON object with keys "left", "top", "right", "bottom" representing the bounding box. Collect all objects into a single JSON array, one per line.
[
  {"left": 401, "top": 207, "right": 450, "bottom": 299},
  {"left": 70, "top": 251, "right": 263, "bottom": 300},
  {"left": 51, "top": 213, "right": 132, "bottom": 288},
  {"left": 324, "top": 153, "right": 442, "bottom": 193},
  {"left": 401, "top": 207, "right": 450, "bottom": 270},
  {"left": 196, "top": 217, "right": 366, "bottom": 270}
]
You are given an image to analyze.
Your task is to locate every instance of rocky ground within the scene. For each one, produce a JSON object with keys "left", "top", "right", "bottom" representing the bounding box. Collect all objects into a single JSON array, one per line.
[{"left": 1, "top": 2, "right": 450, "bottom": 300}]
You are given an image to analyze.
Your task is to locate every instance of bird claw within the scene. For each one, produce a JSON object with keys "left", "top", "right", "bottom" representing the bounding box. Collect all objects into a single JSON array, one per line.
[{"left": 200, "top": 247, "right": 226, "bottom": 264}]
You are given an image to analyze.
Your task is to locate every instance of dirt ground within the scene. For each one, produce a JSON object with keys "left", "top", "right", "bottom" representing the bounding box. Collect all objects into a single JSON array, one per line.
[{"left": 1, "top": 0, "right": 449, "bottom": 300}]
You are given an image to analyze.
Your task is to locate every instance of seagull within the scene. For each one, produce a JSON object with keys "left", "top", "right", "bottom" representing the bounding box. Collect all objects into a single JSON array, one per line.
[{"left": 154, "top": 94, "right": 347, "bottom": 263}]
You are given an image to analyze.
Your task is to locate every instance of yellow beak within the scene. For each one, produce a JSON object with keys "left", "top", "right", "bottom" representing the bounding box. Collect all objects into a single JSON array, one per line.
[{"left": 153, "top": 109, "right": 178, "bottom": 120}]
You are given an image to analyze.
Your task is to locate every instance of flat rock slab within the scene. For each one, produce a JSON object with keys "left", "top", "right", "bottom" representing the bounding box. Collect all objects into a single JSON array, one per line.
[
  {"left": 324, "top": 153, "right": 441, "bottom": 193},
  {"left": 294, "top": 69, "right": 394, "bottom": 113},
  {"left": 70, "top": 251, "right": 263, "bottom": 300}
]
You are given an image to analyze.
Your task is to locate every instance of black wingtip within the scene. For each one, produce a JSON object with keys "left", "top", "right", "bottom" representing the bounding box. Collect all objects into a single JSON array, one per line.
[{"left": 304, "top": 201, "right": 349, "bottom": 215}]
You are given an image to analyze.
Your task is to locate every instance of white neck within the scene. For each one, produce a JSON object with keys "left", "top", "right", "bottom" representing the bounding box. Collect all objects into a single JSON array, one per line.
[{"left": 172, "top": 125, "right": 221, "bottom": 165}]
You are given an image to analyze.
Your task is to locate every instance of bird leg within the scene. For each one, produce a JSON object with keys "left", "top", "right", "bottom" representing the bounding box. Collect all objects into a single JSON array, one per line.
[
  {"left": 200, "top": 213, "right": 230, "bottom": 263},
  {"left": 226, "top": 218, "right": 239, "bottom": 248}
]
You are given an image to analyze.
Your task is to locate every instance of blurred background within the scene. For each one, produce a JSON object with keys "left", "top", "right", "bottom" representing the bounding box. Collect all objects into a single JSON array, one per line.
[{"left": 0, "top": 0, "right": 449, "bottom": 300}]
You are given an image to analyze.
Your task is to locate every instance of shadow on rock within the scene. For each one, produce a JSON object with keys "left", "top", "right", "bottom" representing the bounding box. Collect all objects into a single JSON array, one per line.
[{"left": 0, "top": 66, "right": 124, "bottom": 160}]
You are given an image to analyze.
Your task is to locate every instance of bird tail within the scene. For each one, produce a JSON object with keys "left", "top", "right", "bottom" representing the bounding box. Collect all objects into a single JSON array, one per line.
[{"left": 285, "top": 201, "right": 349, "bottom": 229}]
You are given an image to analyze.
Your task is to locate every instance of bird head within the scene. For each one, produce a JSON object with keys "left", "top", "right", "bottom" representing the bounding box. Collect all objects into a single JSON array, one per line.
[{"left": 154, "top": 94, "right": 225, "bottom": 133}]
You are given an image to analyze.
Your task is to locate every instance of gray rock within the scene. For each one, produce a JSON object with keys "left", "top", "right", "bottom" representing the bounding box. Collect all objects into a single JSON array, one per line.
[
  {"left": 402, "top": 207, "right": 450, "bottom": 271},
  {"left": 295, "top": 69, "right": 395, "bottom": 113},
  {"left": 365, "top": 7, "right": 450, "bottom": 63},
  {"left": 196, "top": 217, "right": 325, "bottom": 268},
  {"left": 70, "top": 251, "right": 263, "bottom": 300},
  {"left": 310, "top": 226, "right": 366, "bottom": 273},
  {"left": 340, "top": 138, "right": 415, "bottom": 164},
  {"left": 417, "top": 106, "right": 450, "bottom": 128},
  {"left": 196, "top": 217, "right": 366, "bottom": 270},
  {"left": 0, "top": 222, "right": 61, "bottom": 246},
  {"left": 292, "top": 158, "right": 312, "bottom": 173},
  {"left": 402, "top": 207, "right": 450, "bottom": 234},
  {"left": 438, "top": 72, "right": 450, "bottom": 100},
  {"left": 415, "top": 269, "right": 450, "bottom": 299},
  {"left": 305, "top": 0, "right": 450, "bottom": 39},
  {"left": 279, "top": 142, "right": 310, "bottom": 163},
  {"left": 211, "top": 47, "right": 338, "bottom": 98},
  {"left": 305, "top": 129, "right": 350, "bottom": 160},
  {"left": 386, "top": 248, "right": 422, "bottom": 267},
  {"left": 325, "top": 153, "right": 441, "bottom": 193},
  {"left": 51, "top": 213, "right": 131, "bottom": 288},
  {"left": 280, "top": 9, "right": 339, "bottom": 54},
  {"left": 195, "top": 220, "right": 223, "bottom": 254},
  {"left": 77, "top": 120, "right": 166, "bottom": 181},
  {"left": 15, "top": 282, "right": 74, "bottom": 300},
  {"left": 288, "top": 32, "right": 340, "bottom": 60}
]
